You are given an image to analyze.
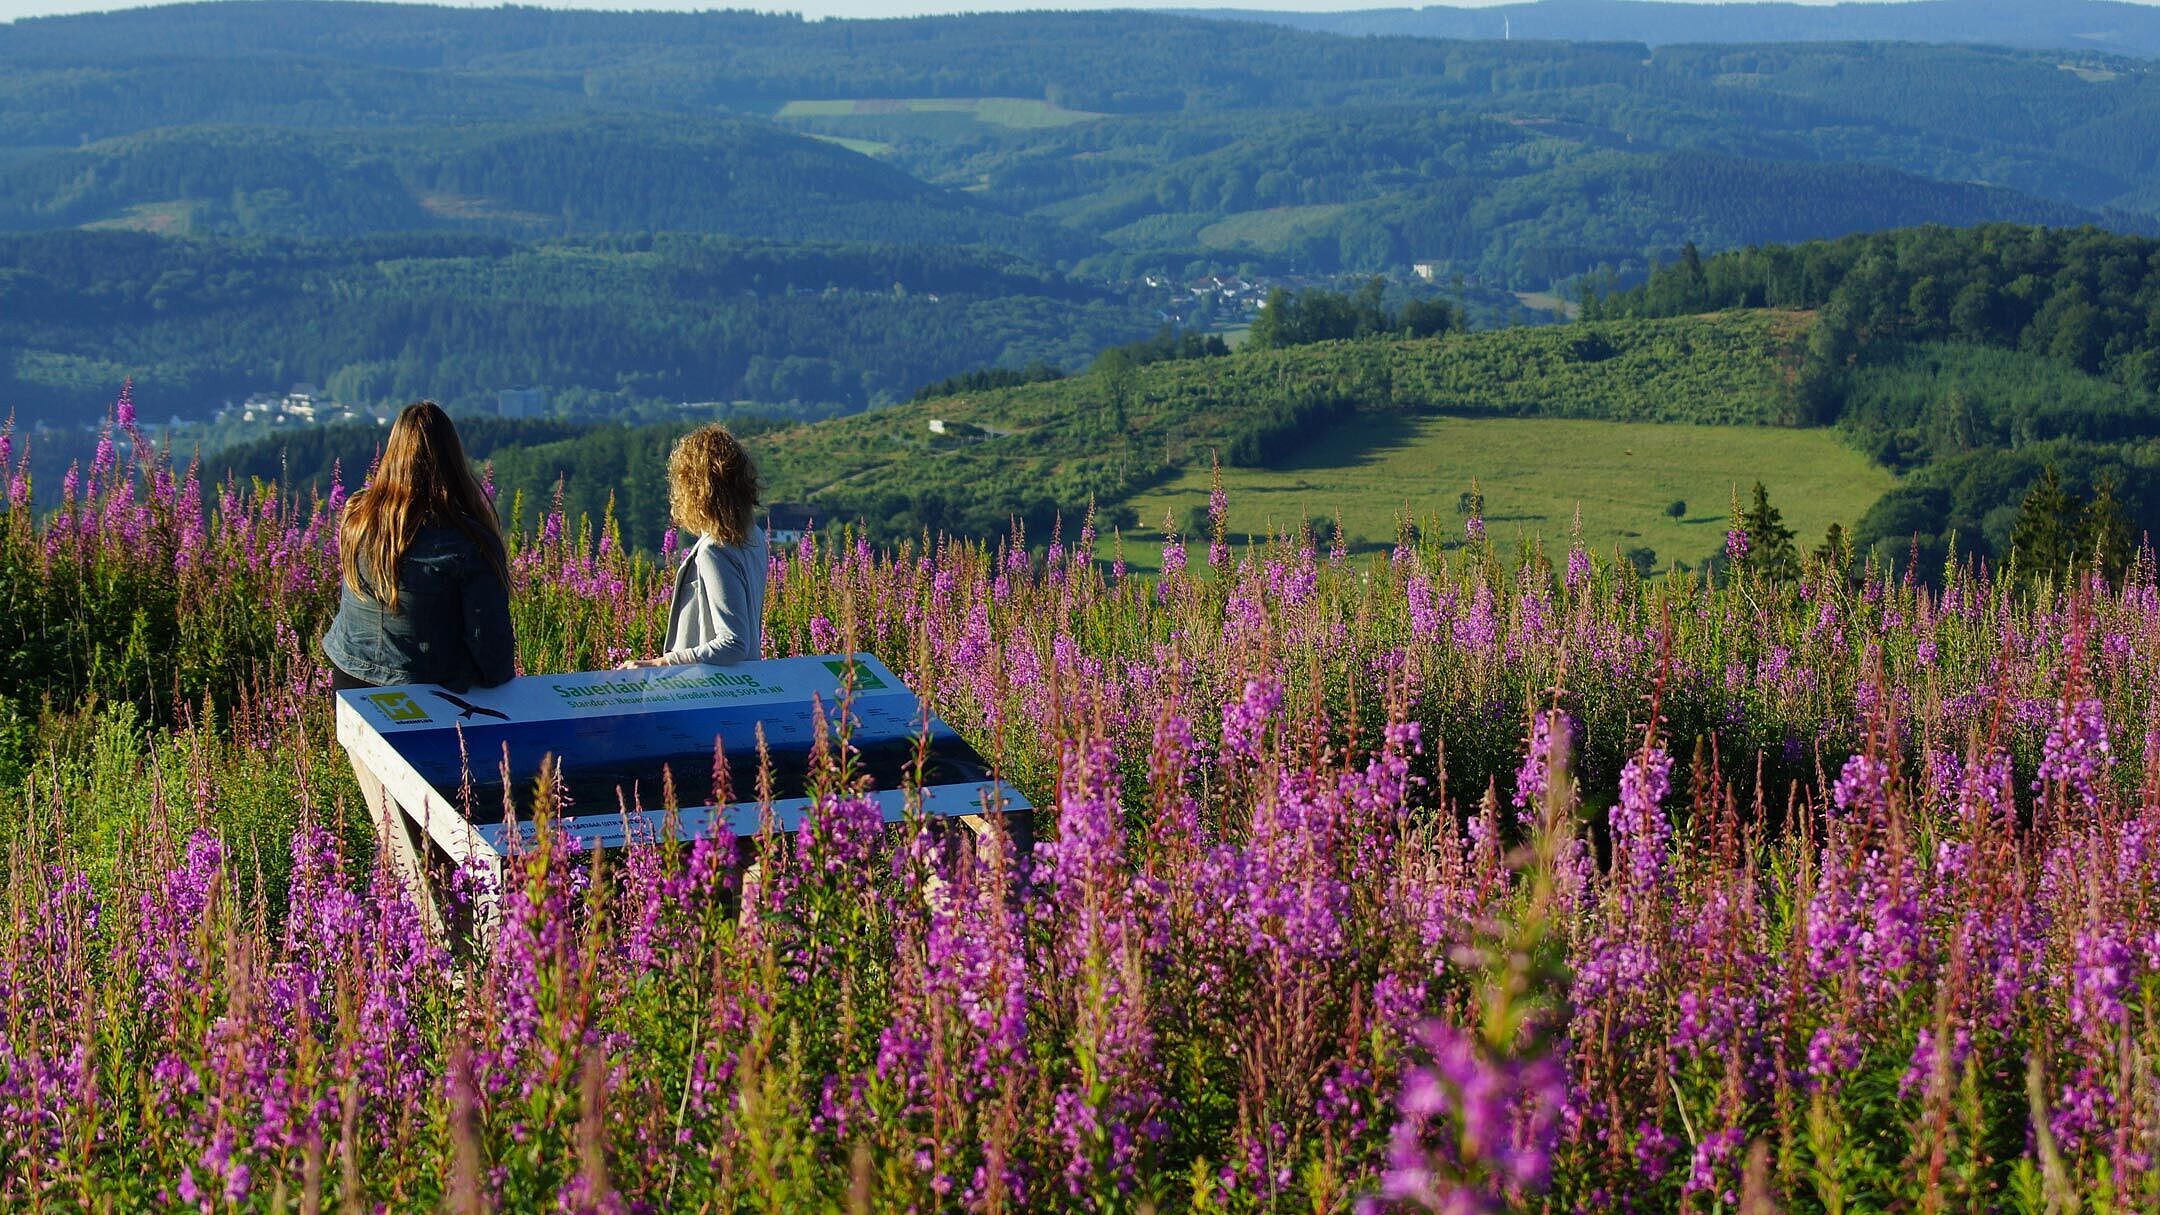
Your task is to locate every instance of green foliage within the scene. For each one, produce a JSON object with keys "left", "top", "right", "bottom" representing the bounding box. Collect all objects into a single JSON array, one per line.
[
  {"left": 1853, "top": 442, "right": 2160, "bottom": 574},
  {"left": 0, "top": 231, "right": 1156, "bottom": 426},
  {"left": 1245, "top": 278, "right": 1461, "bottom": 350},
  {"left": 764, "top": 312, "right": 1811, "bottom": 545},
  {"left": 1605, "top": 226, "right": 2160, "bottom": 398},
  {"left": 2010, "top": 465, "right": 2079, "bottom": 579},
  {"left": 1740, "top": 481, "right": 1801, "bottom": 582},
  {"left": 909, "top": 361, "right": 1066, "bottom": 403}
]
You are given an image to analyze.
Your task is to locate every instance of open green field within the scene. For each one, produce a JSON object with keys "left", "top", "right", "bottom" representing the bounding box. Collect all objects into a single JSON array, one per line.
[
  {"left": 1197, "top": 204, "right": 1349, "bottom": 251},
  {"left": 801, "top": 133, "right": 894, "bottom": 158},
  {"left": 80, "top": 199, "right": 199, "bottom": 234},
  {"left": 1107, "top": 414, "right": 1895, "bottom": 573},
  {"left": 775, "top": 97, "right": 1101, "bottom": 130}
]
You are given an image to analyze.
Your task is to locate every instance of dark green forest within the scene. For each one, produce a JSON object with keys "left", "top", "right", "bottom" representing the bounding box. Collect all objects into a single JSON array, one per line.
[
  {"left": 5, "top": 5, "right": 2160, "bottom": 296},
  {"left": 1601, "top": 225, "right": 2160, "bottom": 568},
  {"left": 1189, "top": 1, "right": 2160, "bottom": 58},
  {"left": 0, "top": 230, "right": 1154, "bottom": 424}
]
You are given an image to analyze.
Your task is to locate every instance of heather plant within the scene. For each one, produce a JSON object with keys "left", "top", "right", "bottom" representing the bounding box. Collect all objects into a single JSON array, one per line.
[{"left": 1, "top": 390, "right": 2158, "bottom": 1210}]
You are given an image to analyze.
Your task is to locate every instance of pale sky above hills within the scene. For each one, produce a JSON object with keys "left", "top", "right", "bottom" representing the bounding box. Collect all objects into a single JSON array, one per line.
[{"left": 0, "top": 0, "right": 2154, "bottom": 25}]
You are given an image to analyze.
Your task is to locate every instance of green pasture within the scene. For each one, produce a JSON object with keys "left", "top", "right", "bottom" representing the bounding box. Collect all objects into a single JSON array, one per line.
[
  {"left": 775, "top": 97, "right": 1101, "bottom": 130},
  {"left": 81, "top": 199, "right": 199, "bottom": 234},
  {"left": 1196, "top": 204, "right": 1349, "bottom": 251},
  {"left": 1106, "top": 414, "right": 1895, "bottom": 573},
  {"left": 803, "top": 133, "right": 894, "bottom": 158}
]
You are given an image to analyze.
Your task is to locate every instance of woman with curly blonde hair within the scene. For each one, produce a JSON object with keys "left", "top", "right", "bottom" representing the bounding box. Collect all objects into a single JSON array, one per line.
[{"left": 621, "top": 423, "right": 767, "bottom": 668}]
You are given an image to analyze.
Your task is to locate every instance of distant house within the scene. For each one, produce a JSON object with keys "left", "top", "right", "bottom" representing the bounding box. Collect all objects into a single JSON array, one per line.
[
  {"left": 928, "top": 418, "right": 985, "bottom": 440},
  {"left": 1412, "top": 262, "right": 1440, "bottom": 282},
  {"left": 763, "top": 503, "right": 815, "bottom": 547}
]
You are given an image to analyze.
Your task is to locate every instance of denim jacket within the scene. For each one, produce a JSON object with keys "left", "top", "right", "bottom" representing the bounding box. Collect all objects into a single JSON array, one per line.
[{"left": 321, "top": 523, "right": 516, "bottom": 691}]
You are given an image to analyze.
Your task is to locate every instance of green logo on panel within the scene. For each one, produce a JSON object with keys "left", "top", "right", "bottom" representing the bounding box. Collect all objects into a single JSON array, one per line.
[
  {"left": 824, "top": 659, "right": 886, "bottom": 690},
  {"left": 368, "top": 691, "right": 432, "bottom": 724}
]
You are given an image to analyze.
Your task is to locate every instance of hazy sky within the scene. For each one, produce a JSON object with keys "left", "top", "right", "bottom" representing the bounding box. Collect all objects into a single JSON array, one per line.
[{"left": 1, "top": 0, "right": 2154, "bottom": 24}]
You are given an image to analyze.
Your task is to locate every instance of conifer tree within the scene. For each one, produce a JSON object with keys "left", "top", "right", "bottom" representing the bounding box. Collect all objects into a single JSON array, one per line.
[
  {"left": 2010, "top": 466, "right": 2077, "bottom": 579},
  {"left": 1741, "top": 482, "right": 1799, "bottom": 582},
  {"left": 1814, "top": 521, "right": 1852, "bottom": 574},
  {"left": 2082, "top": 471, "right": 2134, "bottom": 582}
]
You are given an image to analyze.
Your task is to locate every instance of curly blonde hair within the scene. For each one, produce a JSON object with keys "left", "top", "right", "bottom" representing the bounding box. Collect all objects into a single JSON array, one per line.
[{"left": 669, "top": 424, "right": 760, "bottom": 546}]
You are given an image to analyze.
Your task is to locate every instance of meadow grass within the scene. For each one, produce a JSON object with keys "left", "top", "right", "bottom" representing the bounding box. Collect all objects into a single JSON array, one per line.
[
  {"left": 1107, "top": 414, "right": 1895, "bottom": 571},
  {"left": 802, "top": 132, "right": 895, "bottom": 158},
  {"left": 79, "top": 199, "right": 200, "bottom": 234},
  {"left": 775, "top": 97, "right": 1100, "bottom": 129},
  {"left": 1196, "top": 203, "right": 1350, "bottom": 251}
]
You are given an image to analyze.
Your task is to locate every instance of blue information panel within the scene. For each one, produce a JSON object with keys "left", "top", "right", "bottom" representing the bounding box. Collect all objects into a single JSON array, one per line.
[{"left": 333, "top": 653, "right": 1027, "bottom": 874}]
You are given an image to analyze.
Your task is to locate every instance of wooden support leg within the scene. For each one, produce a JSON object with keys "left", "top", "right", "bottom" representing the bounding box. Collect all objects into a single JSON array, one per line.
[
  {"left": 957, "top": 806, "right": 1036, "bottom": 869},
  {"left": 348, "top": 754, "right": 448, "bottom": 941}
]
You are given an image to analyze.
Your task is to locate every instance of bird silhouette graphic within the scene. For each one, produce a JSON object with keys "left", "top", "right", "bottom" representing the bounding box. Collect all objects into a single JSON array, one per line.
[{"left": 433, "top": 691, "right": 510, "bottom": 722}]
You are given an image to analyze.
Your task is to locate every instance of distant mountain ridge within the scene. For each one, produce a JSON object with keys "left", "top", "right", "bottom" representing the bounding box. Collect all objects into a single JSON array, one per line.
[
  {"left": 9, "top": 1, "right": 2160, "bottom": 427},
  {"left": 1179, "top": 0, "right": 2160, "bottom": 58}
]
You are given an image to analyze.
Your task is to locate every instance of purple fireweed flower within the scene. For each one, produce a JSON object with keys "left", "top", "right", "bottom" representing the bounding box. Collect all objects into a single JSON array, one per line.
[
  {"left": 1898, "top": 1026, "right": 1973, "bottom": 1099},
  {"left": 1805, "top": 1024, "right": 1864, "bottom": 1085},
  {"left": 1513, "top": 710, "right": 1575, "bottom": 811},
  {"left": 1208, "top": 481, "right": 1230, "bottom": 569},
  {"left": 91, "top": 430, "right": 117, "bottom": 481},
  {"left": 1376, "top": 1020, "right": 1563, "bottom": 1213},
  {"left": 2070, "top": 927, "right": 2135, "bottom": 1034},
  {"left": 1452, "top": 584, "right": 1498, "bottom": 656},
  {"left": 1684, "top": 1126, "right": 1745, "bottom": 1201},
  {"left": 1831, "top": 752, "right": 1891, "bottom": 816},
  {"left": 1725, "top": 529, "right": 1749, "bottom": 564},
  {"left": 2036, "top": 696, "right": 2112, "bottom": 808},
  {"left": 1609, "top": 747, "right": 1673, "bottom": 895},
  {"left": 135, "top": 832, "right": 226, "bottom": 1018},
  {"left": 1407, "top": 575, "right": 1441, "bottom": 644},
  {"left": 1464, "top": 514, "right": 1485, "bottom": 544},
  {"left": 1220, "top": 677, "right": 1283, "bottom": 762},
  {"left": 1036, "top": 737, "right": 1162, "bottom": 1196},
  {"left": 1634, "top": 1121, "right": 1678, "bottom": 1181}
]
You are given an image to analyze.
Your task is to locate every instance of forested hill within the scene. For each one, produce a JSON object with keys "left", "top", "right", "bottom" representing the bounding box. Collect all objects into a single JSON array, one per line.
[
  {"left": 0, "top": 118, "right": 1089, "bottom": 260},
  {"left": 0, "top": 232, "right": 1153, "bottom": 424},
  {"left": 1185, "top": 0, "right": 2160, "bottom": 59},
  {"left": 1599, "top": 224, "right": 2160, "bottom": 568},
  {"left": 4, "top": 4, "right": 2160, "bottom": 286},
  {"left": 12, "top": 4, "right": 2160, "bottom": 431}
]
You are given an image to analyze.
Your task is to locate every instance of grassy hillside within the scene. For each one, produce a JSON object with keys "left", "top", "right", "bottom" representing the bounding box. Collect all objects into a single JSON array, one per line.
[
  {"left": 187, "top": 307, "right": 1903, "bottom": 568},
  {"left": 1112, "top": 415, "right": 1892, "bottom": 573},
  {"left": 756, "top": 310, "right": 1823, "bottom": 544}
]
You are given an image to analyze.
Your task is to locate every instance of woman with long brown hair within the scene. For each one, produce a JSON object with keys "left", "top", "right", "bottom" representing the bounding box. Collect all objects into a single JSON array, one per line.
[
  {"left": 322, "top": 400, "right": 515, "bottom": 691},
  {"left": 322, "top": 401, "right": 514, "bottom": 927}
]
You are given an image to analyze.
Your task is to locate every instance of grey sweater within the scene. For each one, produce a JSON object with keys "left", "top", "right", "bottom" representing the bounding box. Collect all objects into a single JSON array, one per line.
[{"left": 663, "top": 526, "right": 767, "bottom": 665}]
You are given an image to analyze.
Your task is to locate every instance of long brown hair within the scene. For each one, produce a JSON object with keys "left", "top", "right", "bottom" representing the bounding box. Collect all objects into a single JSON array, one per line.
[
  {"left": 339, "top": 401, "right": 505, "bottom": 611},
  {"left": 668, "top": 424, "right": 760, "bottom": 547}
]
